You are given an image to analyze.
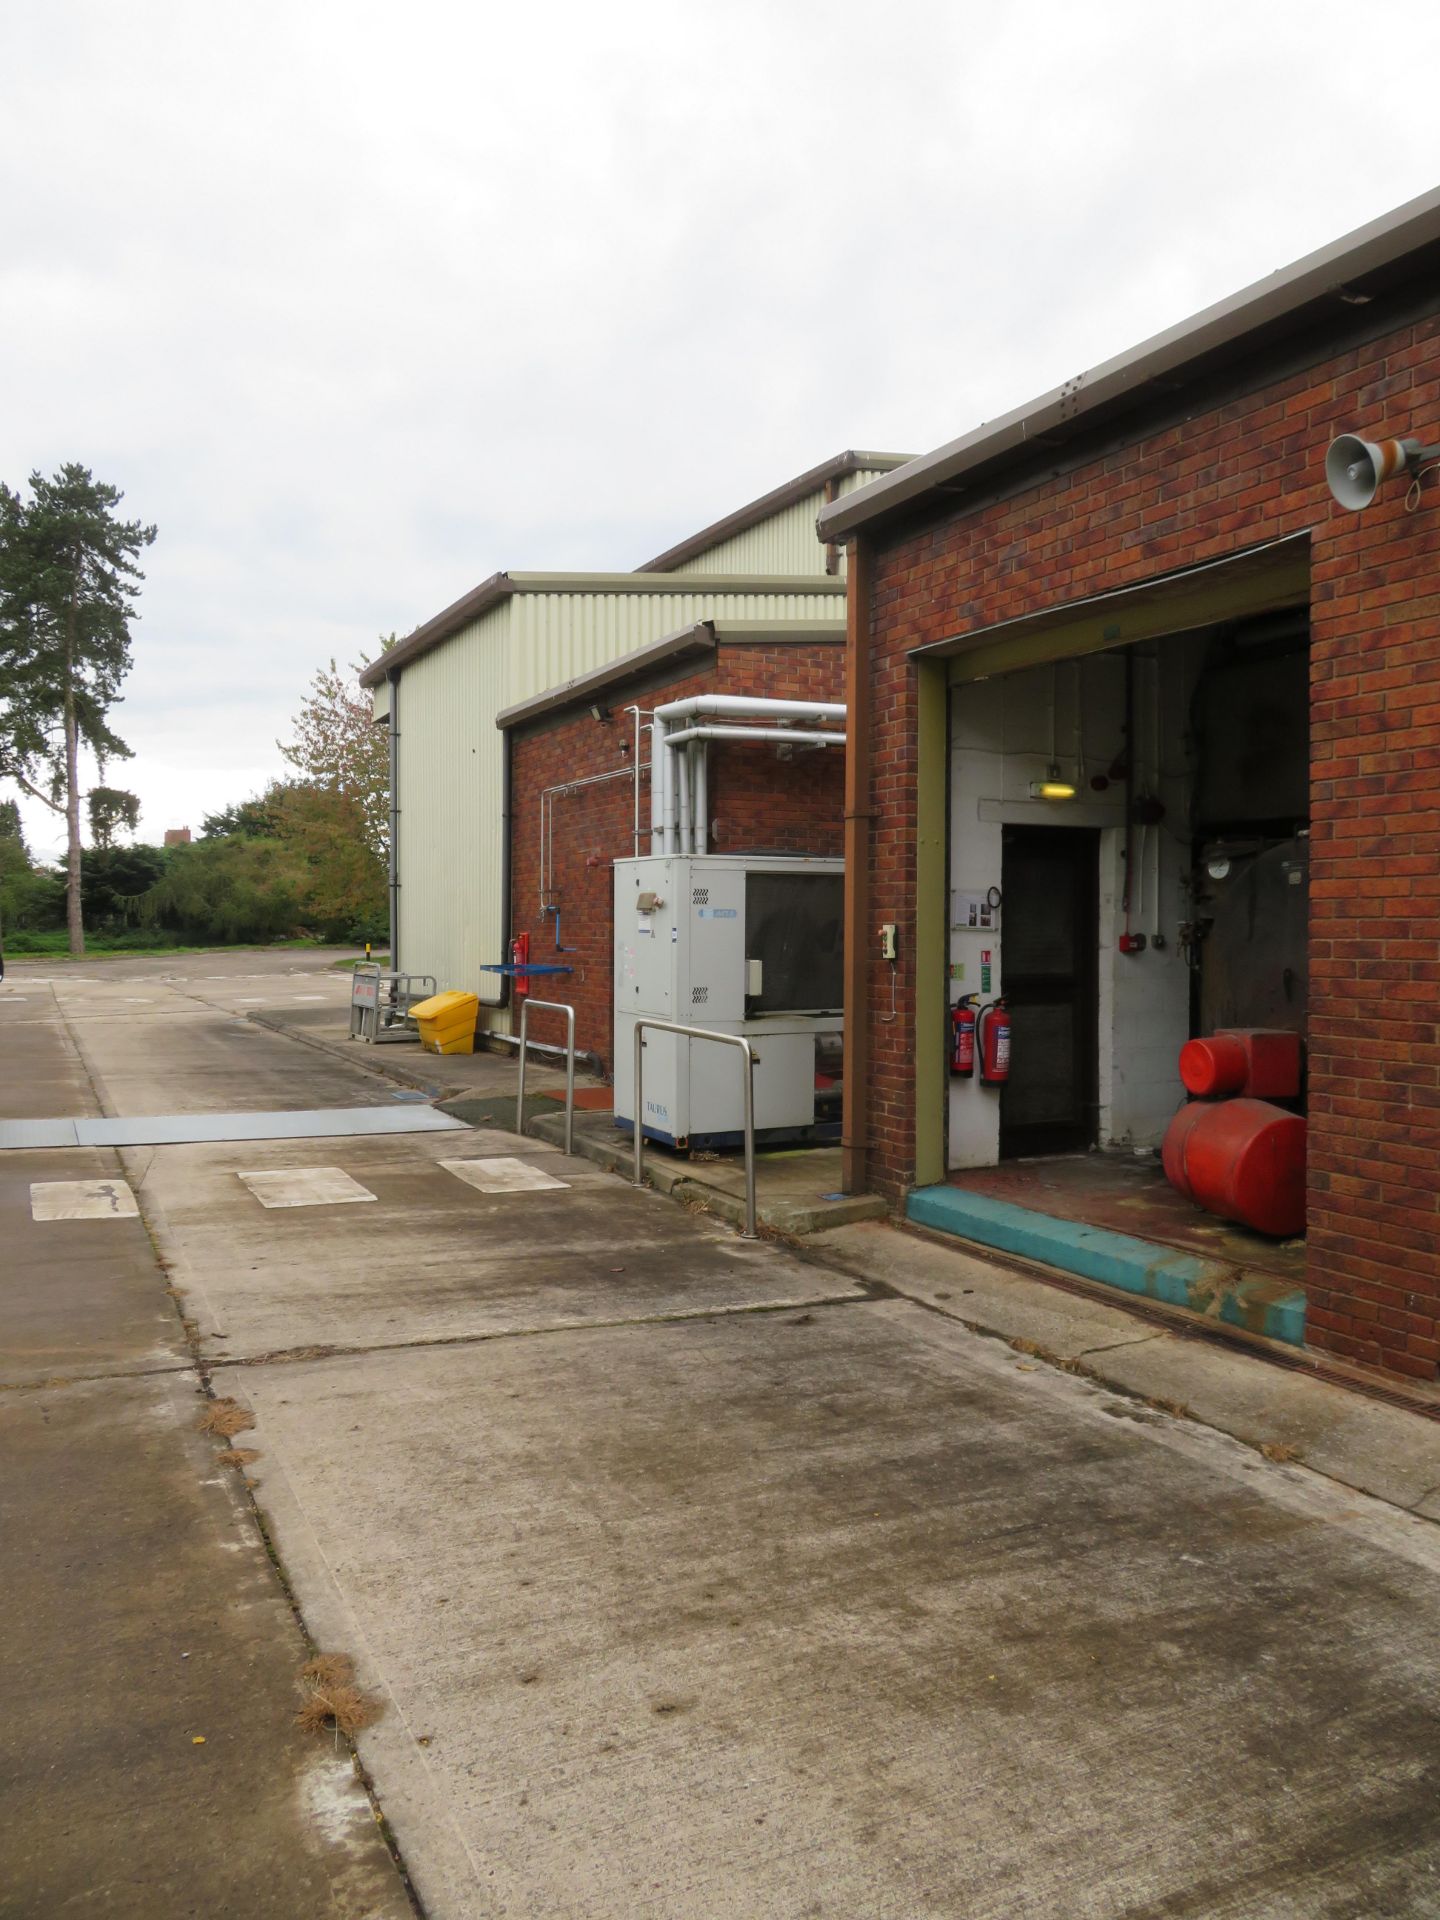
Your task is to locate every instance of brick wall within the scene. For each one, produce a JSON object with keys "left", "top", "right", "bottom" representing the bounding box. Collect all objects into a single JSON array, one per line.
[
  {"left": 860, "top": 304, "right": 1440, "bottom": 1380},
  {"left": 509, "top": 643, "right": 845, "bottom": 1071}
]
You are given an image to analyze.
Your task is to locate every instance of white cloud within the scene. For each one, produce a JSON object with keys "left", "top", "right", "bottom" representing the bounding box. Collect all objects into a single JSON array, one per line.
[{"left": 3, "top": 0, "right": 1438, "bottom": 851}]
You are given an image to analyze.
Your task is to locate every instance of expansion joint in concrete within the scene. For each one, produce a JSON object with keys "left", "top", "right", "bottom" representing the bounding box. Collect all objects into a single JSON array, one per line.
[{"left": 225, "top": 1292, "right": 875, "bottom": 1372}]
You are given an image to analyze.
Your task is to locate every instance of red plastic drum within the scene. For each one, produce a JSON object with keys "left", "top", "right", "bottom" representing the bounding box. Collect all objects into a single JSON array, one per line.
[
  {"left": 1160, "top": 1100, "right": 1207, "bottom": 1199},
  {"left": 1162, "top": 1096, "right": 1306, "bottom": 1238},
  {"left": 1178, "top": 1034, "right": 1248, "bottom": 1098}
]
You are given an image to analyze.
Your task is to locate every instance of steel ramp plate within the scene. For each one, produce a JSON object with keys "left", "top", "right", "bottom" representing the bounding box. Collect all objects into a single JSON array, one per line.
[
  {"left": 0, "top": 1119, "right": 83, "bottom": 1149},
  {"left": 0, "top": 1106, "right": 466, "bottom": 1151}
]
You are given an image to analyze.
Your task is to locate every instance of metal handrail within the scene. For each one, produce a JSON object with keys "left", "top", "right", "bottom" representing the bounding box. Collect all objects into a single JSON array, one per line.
[
  {"left": 632, "top": 1019, "right": 759, "bottom": 1239},
  {"left": 516, "top": 998, "right": 576, "bottom": 1157}
]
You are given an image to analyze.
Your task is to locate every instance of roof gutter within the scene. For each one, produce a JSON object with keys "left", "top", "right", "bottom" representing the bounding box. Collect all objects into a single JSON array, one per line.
[
  {"left": 361, "top": 572, "right": 515, "bottom": 686},
  {"left": 818, "top": 183, "right": 1440, "bottom": 545}
]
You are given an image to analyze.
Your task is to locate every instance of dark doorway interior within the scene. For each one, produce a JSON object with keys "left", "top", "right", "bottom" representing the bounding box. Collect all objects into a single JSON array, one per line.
[{"left": 999, "top": 826, "right": 1099, "bottom": 1158}]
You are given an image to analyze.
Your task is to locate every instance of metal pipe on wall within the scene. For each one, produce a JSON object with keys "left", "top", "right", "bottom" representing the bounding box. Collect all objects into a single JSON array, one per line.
[
  {"left": 650, "top": 719, "right": 666, "bottom": 852},
  {"left": 677, "top": 743, "right": 692, "bottom": 856},
  {"left": 694, "top": 742, "right": 708, "bottom": 855},
  {"left": 841, "top": 537, "right": 873, "bottom": 1196},
  {"left": 386, "top": 670, "right": 400, "bottom": 976},
  {"left": 654, "top": 693, "right": 847, "bottom": 725}
]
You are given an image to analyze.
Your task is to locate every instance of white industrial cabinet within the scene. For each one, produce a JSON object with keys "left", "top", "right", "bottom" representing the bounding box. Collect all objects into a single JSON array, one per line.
[{"left": 613, "top": 854, "right": 844, "bottom": 1149}]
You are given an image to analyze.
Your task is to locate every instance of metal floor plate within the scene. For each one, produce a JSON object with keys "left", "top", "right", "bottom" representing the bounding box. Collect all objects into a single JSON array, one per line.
[{"left": 0, "top": 1106, "right": 466, "bottom": 1151}]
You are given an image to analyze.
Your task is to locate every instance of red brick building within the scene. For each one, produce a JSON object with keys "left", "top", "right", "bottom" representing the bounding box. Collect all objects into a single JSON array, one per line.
[
  {"left": 499, "top": 618, "right": 845, "bottom": 1071},
  {"left": 820, "top": 188, "right": 1440, "bottom": 1382}
]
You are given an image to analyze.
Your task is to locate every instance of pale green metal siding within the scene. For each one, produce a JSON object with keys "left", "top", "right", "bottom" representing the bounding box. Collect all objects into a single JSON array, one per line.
[
  {"left": 395, "top": 583, "right": 844, "bottom": 1019},
  {"left": 665, "top": 472, "right": 895, "bottom": 577},
  {"left": 395, "top": 600, "right": 511, "bottom": 1005}
]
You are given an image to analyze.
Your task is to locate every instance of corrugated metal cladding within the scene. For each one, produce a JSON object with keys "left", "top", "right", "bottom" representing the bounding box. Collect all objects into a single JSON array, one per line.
[
  {"left": 371, "top": 682, "right": 390, "bottom": 723},
  {"left": 396, "top": 585, "right": 843, "bottom": 1016},
  {"left": 666, "top": 474, "right": 893, "bottom": 577}
]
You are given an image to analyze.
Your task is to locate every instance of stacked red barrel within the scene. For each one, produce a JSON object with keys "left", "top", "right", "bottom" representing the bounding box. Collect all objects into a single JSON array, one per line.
[{"left": 1161, "top": 1031, "right": 1305, "bottom": 1239}]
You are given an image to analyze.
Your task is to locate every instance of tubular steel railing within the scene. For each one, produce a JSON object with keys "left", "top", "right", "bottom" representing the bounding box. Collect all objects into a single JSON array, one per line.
[
  {"left": 516, "top": 998, "right": 576, "bottom": 1158},
  {"left": 632, "top": 1019, "right": 759, "bottom": 1239}
]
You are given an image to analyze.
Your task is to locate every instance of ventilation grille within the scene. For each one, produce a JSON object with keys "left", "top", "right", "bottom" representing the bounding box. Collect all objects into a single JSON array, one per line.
[
  {"left": 691, "top": 986, "right": 709, "bottom": 1007},
  {"left": 692, "top": 887, "right": 710, "bottom": 906}
]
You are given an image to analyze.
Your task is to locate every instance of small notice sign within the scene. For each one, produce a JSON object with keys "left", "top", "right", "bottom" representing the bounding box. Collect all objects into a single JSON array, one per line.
[{"left": 952, "top": 890, "right": 998, "bottom": 931}]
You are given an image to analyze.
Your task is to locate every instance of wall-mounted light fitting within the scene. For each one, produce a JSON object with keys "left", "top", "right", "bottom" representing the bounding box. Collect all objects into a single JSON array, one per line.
[{"left": 1030, "top": 764, "right": 1077, "bottom": 801}]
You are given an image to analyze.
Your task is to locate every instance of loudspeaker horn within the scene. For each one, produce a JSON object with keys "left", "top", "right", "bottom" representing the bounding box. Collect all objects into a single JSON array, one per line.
[{"left": 1325, "top": 433, "right": 1417, "bottom": 510}]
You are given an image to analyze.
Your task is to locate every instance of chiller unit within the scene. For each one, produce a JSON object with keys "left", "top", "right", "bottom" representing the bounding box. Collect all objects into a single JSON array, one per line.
[{"left": 613, "top": 853, "right": 843, "bottom": 1150}]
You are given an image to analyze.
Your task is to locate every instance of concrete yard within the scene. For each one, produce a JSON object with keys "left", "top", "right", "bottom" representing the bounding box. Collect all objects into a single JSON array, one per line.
[{"left": 5, "top": 949, "right": 1440, "bottom": 1917}]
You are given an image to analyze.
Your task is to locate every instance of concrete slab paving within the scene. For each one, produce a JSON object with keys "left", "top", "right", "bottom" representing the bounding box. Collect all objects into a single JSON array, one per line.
[
  {"left": 0, "top": 1146, "right": 185, "bottom": 1386},
  {"left": 0, "top": 994, "right": 101, "bottom": 1119},
  {"left": 141, "top": 1129, "right": 866, "bottom": 1364},
  {"left": 811, "top": 1217, "right": 1167, "bottom": 1361},
  {"left": 222, "top": 1300, "right": 1440, "bottom": 1920},
  {"left": 812, "top": 1220, "right": 1440, "bottom": 1517},
  {"left": 1087, "top": 1330, "right": 1440, "bottom": 1513},
  {"left": 0, "top": 1368, "right": 411, "bottom": 1919},
  {"left": 63, "top": 991, "right": 399, "bottom": 1117}
]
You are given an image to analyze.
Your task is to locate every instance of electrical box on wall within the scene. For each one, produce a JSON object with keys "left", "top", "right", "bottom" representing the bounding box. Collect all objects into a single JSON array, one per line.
[{"left": 613, "top": 853, "right": 844, "bottom": 1151}]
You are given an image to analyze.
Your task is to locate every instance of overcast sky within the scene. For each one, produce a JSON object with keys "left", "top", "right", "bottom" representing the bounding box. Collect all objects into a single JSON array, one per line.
[{"left": 3, "top": 1, "right": 1438, "bottom": 857}]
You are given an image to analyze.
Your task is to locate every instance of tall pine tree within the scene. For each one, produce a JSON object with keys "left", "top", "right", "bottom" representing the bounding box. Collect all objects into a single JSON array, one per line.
[{"left": 0, "top": 466, "right": 155, "bottom": 954}]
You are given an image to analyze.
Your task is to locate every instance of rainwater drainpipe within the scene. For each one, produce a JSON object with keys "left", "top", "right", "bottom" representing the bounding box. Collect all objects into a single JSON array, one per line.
[
  {"left": 386, "top": 669, "right": 400, "bottom": 976},
  {"left": 841, "top": 536, "right": 873, "bottom": 1196}
]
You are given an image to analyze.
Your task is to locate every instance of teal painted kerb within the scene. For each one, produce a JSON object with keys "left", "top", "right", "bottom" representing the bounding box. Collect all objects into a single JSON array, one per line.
[{"left": 907, "top": 1185, "right": 1307, "bottom": 1347}]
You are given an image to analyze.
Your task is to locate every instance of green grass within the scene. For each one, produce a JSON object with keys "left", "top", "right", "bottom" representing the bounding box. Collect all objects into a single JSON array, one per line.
[
  {"left": 3, "top": 933, "right": 358, "bottom": 962},
  {"left": 332, "top": 953, "right": 390, "bottom": 970}
]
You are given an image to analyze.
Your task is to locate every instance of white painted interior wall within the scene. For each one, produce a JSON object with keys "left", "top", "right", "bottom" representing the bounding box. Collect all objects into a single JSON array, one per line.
[{"left": 946, "top": 638, "right": 1207, "bottom": 1170}]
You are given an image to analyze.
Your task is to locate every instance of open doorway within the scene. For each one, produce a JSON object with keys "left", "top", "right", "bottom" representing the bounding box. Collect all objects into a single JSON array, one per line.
[{"left": 998, "top": 825, "right": 1099, "bottom": 1158}]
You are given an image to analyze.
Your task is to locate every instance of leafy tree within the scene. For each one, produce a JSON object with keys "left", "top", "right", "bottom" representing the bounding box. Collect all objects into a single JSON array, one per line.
[
  {"left": 87, "top": 784, "right": 141, "bottom": 849},
  {"left": 278, "top": 652, "right": 389, "bottom": 859},
  {"left": 139, "top": 836, "right": 311, "bottom": 945},
  {"left": 0, "top": 865, "right": 65, "bottom": 937},
  {"left": 266, "top": 779, "right": 387, "bottom": 935},
  {"left": 71, "top": 843, "right": 168, "bottom": 931},
  {"left": 199, "top": 794, "right": 281, "bottom": 840},
  {"left": 0, "top": 799, "right": 28, "bottom": 882},
  {"left": 0, "top": 466, "right": 155, "bottom": 955}
]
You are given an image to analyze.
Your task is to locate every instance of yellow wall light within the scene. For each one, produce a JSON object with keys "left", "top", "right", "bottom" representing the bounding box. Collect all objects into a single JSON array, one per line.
[{"left": 1030, "top": 764, "right": 1077, "bottom": 801}]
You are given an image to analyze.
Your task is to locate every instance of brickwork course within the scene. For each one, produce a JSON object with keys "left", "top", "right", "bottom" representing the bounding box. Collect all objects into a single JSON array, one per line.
[
  {"left": 508, "top": 641, "right": 844, "bottom": 1071},
  {"left": 848, "top": 284, "right": 1440, "bottom": 1380}
]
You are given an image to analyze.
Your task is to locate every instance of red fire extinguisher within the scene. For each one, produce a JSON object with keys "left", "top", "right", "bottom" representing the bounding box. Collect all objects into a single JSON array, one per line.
[
  {"left": 978, "top": 998, "right": 1011, "bottom": 1086},
  {"left": 950, "top": 996, "right": 977, "bottom": 1077}
]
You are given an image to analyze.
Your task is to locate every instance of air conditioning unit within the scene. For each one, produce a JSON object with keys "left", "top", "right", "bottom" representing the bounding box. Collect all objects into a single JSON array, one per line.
[{"left": 613, "top": 853, "right": 843, "bottom": 1150}]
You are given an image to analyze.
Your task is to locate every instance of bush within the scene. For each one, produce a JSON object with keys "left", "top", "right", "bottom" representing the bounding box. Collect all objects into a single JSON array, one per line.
[
  {"left": 0, "top": 864, "right": 66, "bottom": 933},
  {"left": 72, "top": 844, "right": 169, "bottom": 932},
  {"left": 139, "top": 837, "right": 311, "bottom": 944}
]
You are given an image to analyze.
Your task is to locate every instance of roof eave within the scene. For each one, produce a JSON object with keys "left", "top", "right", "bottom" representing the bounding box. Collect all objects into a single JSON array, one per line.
[
  {"left": 359, "top": 572, "right": 513, "bottom": 686},
  {"left": 818, "top": 183, "right": 1440, "bottom": 545},
  {"left": 637, "top": 448, "right": 912, "bottom": 573}
]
